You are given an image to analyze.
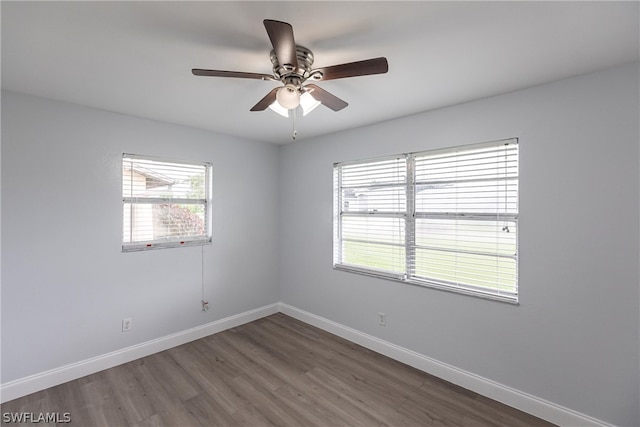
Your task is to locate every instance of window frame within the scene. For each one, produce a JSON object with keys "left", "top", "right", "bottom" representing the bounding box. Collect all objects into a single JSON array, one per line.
[
  {"left": 333, "top": 154, "right": 409, "bottom": 281},
  {"left": 122, "top": 153, "right": 213, "bottom": 252},
  {"left": 333, "top": 138, "right": 519, "bottom": 304}
]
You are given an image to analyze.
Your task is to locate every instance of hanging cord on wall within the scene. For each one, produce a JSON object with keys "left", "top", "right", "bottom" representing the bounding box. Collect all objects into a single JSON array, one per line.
[{"left": 201, "top": 244, "right": 209, "bottom": 311}]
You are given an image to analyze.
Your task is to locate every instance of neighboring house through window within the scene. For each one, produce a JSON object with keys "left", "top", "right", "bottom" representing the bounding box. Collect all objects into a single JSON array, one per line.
[{"left": 122, "top": 154, "right": 212, "bottom": 251}]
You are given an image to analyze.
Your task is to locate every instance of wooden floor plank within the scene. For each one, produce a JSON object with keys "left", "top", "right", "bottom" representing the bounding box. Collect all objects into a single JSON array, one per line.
[
  {"left": 272, "top": 383, "right": 349, "bottom": 427},
  {"left": 205, "top": 333, "right": 285, "bottom": 391},
  {"left": 304, "top": 366, "right": 404, "bottom": 426},
  {"left": 182, "top": 393, "right": 239, "bottom": 427},
  {"left": 145, "top": 350, "right": 201, "bottom": 402},
  {"left": 78, "top": 373, "right": 129, "bottom": 427},
  {"left": 1, "top": 313, "right": 556, "bottom": 427},
  {"left": 231, "top": 374, "right": 309, "bottom": 427},
  {"left": 104, "top": 361, "right": 157, "bottom": 425}
]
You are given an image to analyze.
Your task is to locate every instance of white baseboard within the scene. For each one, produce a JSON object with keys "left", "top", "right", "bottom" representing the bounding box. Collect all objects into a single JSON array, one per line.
[
  {"left": 0, "top": 303, "right": 279, "bottom": 404},
  {"left": 1, "top": 301, "right": 613, "bottom": 427},
  {"left": 279, "top": 303, "right": 613, "bottom": 427}
]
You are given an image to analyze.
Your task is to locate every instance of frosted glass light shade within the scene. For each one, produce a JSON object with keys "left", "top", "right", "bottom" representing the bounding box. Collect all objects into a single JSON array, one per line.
[
  {"left": 276, "top": 84, "right": 300, "bottom": 109},
  {"left": 268, "top": 101, "right": 289, "bottom": 117},
  {"left": 300, "top": 92, "right": 321, "bottom": 116}
]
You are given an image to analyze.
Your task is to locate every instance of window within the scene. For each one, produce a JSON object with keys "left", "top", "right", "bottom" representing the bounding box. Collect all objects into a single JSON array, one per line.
[
  {"left": 333, "top": 139, "right": 519, "bottom": 303},
  {"left": 122, "top": 154, "right": 212, "bottom": 251}
]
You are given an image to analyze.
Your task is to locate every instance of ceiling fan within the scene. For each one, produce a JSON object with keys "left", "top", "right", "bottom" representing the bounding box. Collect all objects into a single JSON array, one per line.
[{"left": 192, "top": 19, "right": 389, "bottom": 117}]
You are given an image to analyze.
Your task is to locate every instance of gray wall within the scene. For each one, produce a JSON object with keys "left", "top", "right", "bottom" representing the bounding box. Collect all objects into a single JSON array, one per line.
[
  {"left": 1, "top": 91, "right": 281, "bottom": 382},
  {"left": 278, "top": 63, "right": 639, "bottom": 426},
  {"left": 2, "top": 63, "right": 638, "bottom": 426}
]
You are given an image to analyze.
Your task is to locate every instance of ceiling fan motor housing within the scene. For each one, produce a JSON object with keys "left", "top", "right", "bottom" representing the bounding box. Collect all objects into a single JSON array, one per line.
[{"left": 270, "top": 45, "right": 321, "bottom": 84}]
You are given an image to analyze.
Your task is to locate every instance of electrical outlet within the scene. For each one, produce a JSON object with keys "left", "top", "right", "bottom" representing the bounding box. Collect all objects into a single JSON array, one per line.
[
  {"left": 201, "top": 300, "right": 209, "bottom": 312},
  {"left": 378, "top": 312, "right": 386, "bottom": 326},
  {"left": 122, "top": 318, "right": 132, "bottom": 332}
]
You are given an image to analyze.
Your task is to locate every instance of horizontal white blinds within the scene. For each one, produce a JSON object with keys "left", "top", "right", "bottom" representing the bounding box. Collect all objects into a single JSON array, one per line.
[
  {"left": 334, "top": 139, "right": 519, "bottom": 303},
  {"left": 334, "top": 157, "right": 407, "bottom": 277},
  {"left": 123, "top": 154, "right": 212, "bottom": 251},
  {"left": 412, "top": 142, "right": 518, "bottom": 298}
]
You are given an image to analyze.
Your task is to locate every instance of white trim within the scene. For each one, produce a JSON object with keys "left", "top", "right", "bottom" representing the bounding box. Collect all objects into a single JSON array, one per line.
[
  {"left": 279, "top": 303, "right": 614, "bottom": 427},
  {"left": 1, "top": 301, "right": 615, "bottom": 427},
  {"left": 0, "top": 303, "right": 279, "bottom": 403}
]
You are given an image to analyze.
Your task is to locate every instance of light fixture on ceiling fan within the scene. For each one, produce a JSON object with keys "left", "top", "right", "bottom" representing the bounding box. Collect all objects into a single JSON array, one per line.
[
  {"left": 192, "top": 19, "right": 389, "bottom": 120},
  {"left": 270, "top": 85, "right": 320, "bottom": 117},
  {"left": 266, "top": 83, "right": 319, "bottom": 117}
]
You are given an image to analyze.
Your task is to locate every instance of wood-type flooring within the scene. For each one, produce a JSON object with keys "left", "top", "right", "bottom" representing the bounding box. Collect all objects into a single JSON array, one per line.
[{"left": 1, "top": 313, "right": 555, "bottom": 426}]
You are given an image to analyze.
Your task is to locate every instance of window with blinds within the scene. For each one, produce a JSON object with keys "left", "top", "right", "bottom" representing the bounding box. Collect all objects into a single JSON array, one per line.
[
  {"left": 333, "top": 156, "right": 408, "bottom": 279},
  {"left": 333, "top": 138, "right": 519, "bottom": 303},
  {"left": 122, "top": 154, "right": 212, "bottom": 252}
]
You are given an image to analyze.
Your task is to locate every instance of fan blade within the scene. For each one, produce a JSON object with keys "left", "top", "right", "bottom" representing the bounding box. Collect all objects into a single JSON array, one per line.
[
  {"left": 250, "top": 87, "right": 279, "bottom": 111},
  {"left": 305, "top": 84, "right": 348, "bottom": 111},
  {"left": 311, "top": 57, "right": 388, "bottom": 81},
  {"left": 192, "top": 69, "right": 275, "bottom": 81},
  {"left": 263, "top": 19, "right": 298, "bottom": 71}
]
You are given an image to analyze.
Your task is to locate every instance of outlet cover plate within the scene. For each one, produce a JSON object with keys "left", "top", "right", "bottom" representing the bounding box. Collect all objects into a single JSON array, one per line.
[
  {"left": 122, "top": 318, "right": 132, "bottom": 332},
  {"left": 378, "top": 312, "right": 386, "bottom": 326}
]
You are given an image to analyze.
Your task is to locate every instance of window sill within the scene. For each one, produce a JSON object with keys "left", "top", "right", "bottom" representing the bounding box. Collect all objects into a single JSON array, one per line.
[
  {"left": 122, "top": 238, "right": 211, "bottom": 252},
  {"left": 333, "top": 264, "right": 519, "bottom": 305}
]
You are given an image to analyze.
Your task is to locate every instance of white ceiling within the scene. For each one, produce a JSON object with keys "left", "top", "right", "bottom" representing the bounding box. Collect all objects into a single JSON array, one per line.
[{"left": 2, "top": 1, "right": 638, "bottom": 144}]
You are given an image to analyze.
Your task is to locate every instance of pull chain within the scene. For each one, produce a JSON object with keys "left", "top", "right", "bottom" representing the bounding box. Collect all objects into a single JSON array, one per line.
[{"left": 292, "top": 107, "right": 297, "bottom": 141}]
